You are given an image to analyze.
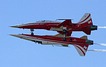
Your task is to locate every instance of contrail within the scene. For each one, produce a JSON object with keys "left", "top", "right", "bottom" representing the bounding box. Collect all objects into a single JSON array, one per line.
[
  {"left": 98, "top": 26, "right": 106, "bottom": 29},
  {"left": 88, "top": 49, "right": 106, "bottom": 52}
]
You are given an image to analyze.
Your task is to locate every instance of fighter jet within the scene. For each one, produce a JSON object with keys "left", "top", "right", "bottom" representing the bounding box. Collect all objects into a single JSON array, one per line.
[
  {"left": 11, "top": 34, "right": 93, "bottom": 56},
  {"left": 11, "top": 13, "right": 97, "bottom": 36},
  {"left": 10, "top": 13, "right": 98, "bottom": 56}
]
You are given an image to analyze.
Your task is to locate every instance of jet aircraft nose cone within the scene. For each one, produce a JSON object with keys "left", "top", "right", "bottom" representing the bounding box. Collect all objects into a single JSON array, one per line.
[
  {"left": 10, "top": 34, "right": 25, "bottom": 39},
  {"left": 10, "top": 25, "right": 20, "bottom": 28},
  {"left": 10, "top": 34, "right": 20, "bottom": 37}
]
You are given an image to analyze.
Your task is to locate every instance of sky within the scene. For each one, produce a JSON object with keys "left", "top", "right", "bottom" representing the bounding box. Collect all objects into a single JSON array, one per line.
[{"left": 1, "top": 0, "right": 106, "bottom": 67}]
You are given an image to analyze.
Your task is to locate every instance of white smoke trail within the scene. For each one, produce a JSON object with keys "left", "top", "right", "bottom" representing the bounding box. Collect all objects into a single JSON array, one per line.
[
  {"left": 89, "top": 43, "right": 106, "bottom": 52},
  {"left": 98, "top": 26, "right": 106, "bottom": 29},
  {"left": 94, "top": 43, "right": 106, "bottom": 47},
  {"left": 99, "top": 43, "right": 106, "bottom": 46},
  {"left": 88, "top": 49, "right": 106, "bottom": 52}
]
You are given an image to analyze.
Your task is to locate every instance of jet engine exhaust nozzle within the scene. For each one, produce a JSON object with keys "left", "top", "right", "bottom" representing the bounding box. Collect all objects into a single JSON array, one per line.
[
  {"left": 86, "top": 40, "right": 93, "bottom": 45},
  {"left": 91, "top": 25, "right": 97, "bottom": 30}
]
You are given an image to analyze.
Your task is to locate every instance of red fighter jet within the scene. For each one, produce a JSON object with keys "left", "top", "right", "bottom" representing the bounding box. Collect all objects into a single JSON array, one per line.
[
  {"left": 10, "top": 34, "right": 93, "bottom": 56},
  {"left": 11, "top": 13, "right": 97, "bottom": 36}
]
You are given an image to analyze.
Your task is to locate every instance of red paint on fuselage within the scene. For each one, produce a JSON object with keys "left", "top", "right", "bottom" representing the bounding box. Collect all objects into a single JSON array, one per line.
[
  {"left": 19, "top": 23, "right": 60, "bottom": 30},
  {"left": 23, "top": 34, "right": 87, "bottom": 45}
]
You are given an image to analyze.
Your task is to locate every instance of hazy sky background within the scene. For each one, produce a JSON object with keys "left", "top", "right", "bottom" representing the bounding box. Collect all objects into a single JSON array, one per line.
[{"left": 1, "top": 0, "right": 106, "bottom": 67}]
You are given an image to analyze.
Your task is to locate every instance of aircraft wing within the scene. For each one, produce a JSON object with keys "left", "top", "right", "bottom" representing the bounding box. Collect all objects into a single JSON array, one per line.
[
  {"left": 58, "top": 19, "right": 72, "bottom": 27},
  {"left": 57, "top": 19, "right": 72, "bottom": 36}
]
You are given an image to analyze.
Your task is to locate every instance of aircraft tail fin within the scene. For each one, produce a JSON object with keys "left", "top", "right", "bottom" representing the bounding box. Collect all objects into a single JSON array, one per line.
[
  {"left": 78, "top": 13, "right": 93, "bottom": 25},
  {"left": 78, "top": 13, "right": 93, "bottom": 35},
  {"left": 74, "top": 36, "right": 89, "bottom": 56},
  {"left": 74, "top": 44, "right": 89, "bottom": 56}
]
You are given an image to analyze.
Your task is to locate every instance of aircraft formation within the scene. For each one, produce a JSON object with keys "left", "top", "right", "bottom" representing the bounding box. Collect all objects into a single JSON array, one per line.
[{"left": 11, "top": 13, "right": 98, "bottom": 56}]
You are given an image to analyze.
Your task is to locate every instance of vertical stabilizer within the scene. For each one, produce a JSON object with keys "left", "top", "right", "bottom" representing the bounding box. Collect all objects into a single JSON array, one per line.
[
  {"left": 79, "top": 13, "right": 93, "bottom": 25},
  {"left": 74, "top": 36, "right": 89, "bottom": 56}
]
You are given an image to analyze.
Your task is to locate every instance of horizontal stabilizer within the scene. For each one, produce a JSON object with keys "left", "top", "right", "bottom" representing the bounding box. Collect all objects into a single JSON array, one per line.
[
  {"left": 80, "top": 36, "right": 87, "bottom": 39},
  {"left": 83, "top": 27, "right": 91, "bottom": 35}
]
